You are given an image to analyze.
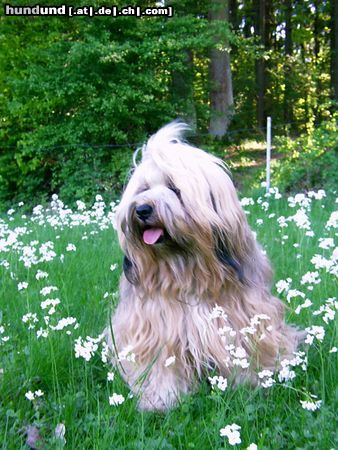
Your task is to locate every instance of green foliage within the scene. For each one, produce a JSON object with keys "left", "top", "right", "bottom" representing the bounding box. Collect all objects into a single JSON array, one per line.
[
  {"left": 273, "top": 115, "right": 338, "bottom": 192},
  {"left": 0, "top": 0, "right": 335, "bottom": 208},
  {"left": 0, "top": 1, "right": 222, "bottom": 208}
]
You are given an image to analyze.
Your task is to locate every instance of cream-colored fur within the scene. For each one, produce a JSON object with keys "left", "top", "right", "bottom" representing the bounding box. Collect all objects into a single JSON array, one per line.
[{"left": 107, "top": 122, "right": 303, "bottom": 411}]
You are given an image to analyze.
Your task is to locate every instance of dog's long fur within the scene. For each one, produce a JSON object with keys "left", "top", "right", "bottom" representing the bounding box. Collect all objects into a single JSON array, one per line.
[{"left": 107, "top": 122, "right": 303, "bottom": 411}]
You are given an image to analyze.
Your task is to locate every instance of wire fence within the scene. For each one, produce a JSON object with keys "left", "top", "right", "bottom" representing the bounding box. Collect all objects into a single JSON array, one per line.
[{"left": 0, "top": 120, "right": 308, "bottom": 153}]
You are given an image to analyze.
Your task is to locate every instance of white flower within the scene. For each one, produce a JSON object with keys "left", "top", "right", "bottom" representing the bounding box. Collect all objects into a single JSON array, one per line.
[
  {"left": 219, "top": 325, "right": 237, "bottom": 338},
  {"left": 258, "top": 370, "right": 273, "bottom": 379},
  {"left": 310, "top": 254, "right": 333, "bottom": 270},
  {"left": 22, "top": 313, "right": 39, "bottom": 329},
  {"left": 300, "top": 271, "right": 320, "bottom": 285},
  {"left": 240, "top": 197, "right": 254, "bottom": 206},
  {"left": 227, "top": 346, "right": 250, "bottom": 369},
  {"left": 36, "top": 328, "right": 49, "bottom": 338},
  {"left": 76, "top": 200, "right": 86, "bottom": 210},
  {"left": 329, "top": 347, "right": 337, "bottom": 353},
  {"left": 294, "top": 299, "right": 312, "bottom": 315},
  {"left": 258, "top": 370, "right": 275, "bottom": 388},
  {"left": 25, "top": 391, "right": 35, "bottom": 401},
  {"left": 209, "top": 304, "right": 228, "bottom": 320},
  {"left": 50, "top": 317, "right": 77, "bottom": 331},
  {"left": 107, "top": 372, "right": 115, "bottom": 381},
  {"left": 308, "top": 189, "right": 326, "bottom": 200},
  {"left": 220, "top": 423, "right": 241, "bottom": 445},
  {"left": 318, "top": 238, "right": 334, "bottom": 249},
  {"left": 109, "top": 393, "right": 125, "bottom": 406},
  {"left": 300, "top": 399, "right": 322, "bottom": 411},
  {"left": 101, "top": 342, "right": 109, "bottom": 363},
  {"left": 110, "top": 263, "right": 118, "bottom": 271},
  {"left": 247, "top": 444, "right": 258, "bottom": 450},
  {"left": 261, "top": 201, "right": 269, "bottom": 211},
  {"left": 164, "top": 355, "right": 176, "bottom": 367},
  {"left": 276, "top": 278, "right": 292, "bottom": 294},
  {"left": 277, "top": 215, "right": 288, "bottom": 228},
  {"left": 66, "top": 243, "right": 76, "bottom": 252},
  {"left": 305, "top": 325, "right": 325, "bottom": 344},
  {"left": 286, "top": 289, "right": 305, "bottom": 303},
  {"left": 74, "top": 336, "right": 102, "bottom": 361},
  {"left": 18, "top": 281, "right": 28, "bottom": 291},
  {"left": 40, "top": 286, "right": 58, "bottom": 296},
  {"left": 40, "top": 298, "right": 60, "bottom": 310},
  {"left": 278, "top": 365, "right": 296, "bottom": 382},
  {"left": 288, "top": 208, "right": 311, "bottom": 230},
  {"left": 34, "top": 389, "right": 44, "bottom": 397},
  {"left": 325, "top": 211, "right": 338, "bottom": 229},
  {"left": 35, "top": 270, "right": 49, "bottom": 280},
  {"left": 209, "top": 375, "right": 228, "bottom": 391},
  {"left": 261, "top": 377, "right": 275, "bottom": 388},
  {"left": 232, "top": 347, "right": 246, "bottom": 359},
  {"left": 287, "top": 194, "right": 311, "bottom": 209},
  {"left": 118, "top": 346, "right": 136, "bottom": 363}
]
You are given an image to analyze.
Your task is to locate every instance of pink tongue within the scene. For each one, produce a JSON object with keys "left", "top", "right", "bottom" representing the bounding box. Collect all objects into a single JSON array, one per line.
[{"left": 143, "top": 228, "right": 164, "bottom": 245}]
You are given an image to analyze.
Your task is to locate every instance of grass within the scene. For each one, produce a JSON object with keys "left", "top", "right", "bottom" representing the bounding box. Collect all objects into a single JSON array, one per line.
[{"left": 0, "top": 191, "right": 336, "bottom": 449}]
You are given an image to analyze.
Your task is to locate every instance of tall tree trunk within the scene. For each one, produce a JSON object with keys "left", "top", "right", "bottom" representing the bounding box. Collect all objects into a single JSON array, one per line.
[
  {"left": 209, "top": 0, "right": 234, "bottom": 137},
  {"left": 284, "top": 0, "right": 293, "bottom": 125},
  {"left": 229, "top": 0, "right": 239, "bottom": 30},
  {"left": 330, "top": 0, "right": 338, "bottom": 103},
  {"left": 254, "top": 0, "right": 271, "bottom": 129}
]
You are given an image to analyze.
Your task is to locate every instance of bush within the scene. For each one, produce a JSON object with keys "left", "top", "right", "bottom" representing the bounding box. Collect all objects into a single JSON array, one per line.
[
  {"left": 273, "top": 116, "right": 338, "bottom": 192},
  {"left": 0, "top": 145, "right": 134, "bottom": 210}
]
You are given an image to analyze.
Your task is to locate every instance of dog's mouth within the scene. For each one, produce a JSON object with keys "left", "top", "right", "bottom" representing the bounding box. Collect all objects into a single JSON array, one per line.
[{"left": 142, "top": 227, "right": 165, "bottom": 245}]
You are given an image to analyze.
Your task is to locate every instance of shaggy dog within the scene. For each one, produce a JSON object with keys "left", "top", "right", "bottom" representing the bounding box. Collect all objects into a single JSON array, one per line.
[{"left": 107, "top": 122, "right": 303, "bottom": 411}]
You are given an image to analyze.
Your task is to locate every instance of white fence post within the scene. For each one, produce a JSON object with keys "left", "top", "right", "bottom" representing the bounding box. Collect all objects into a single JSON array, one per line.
[{"left": 266, "top": 116, "right": 272, "bottom": 193}]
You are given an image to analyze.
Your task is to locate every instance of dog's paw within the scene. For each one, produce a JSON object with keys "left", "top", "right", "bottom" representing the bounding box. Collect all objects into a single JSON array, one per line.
[{"left": 138, "top": 394, "right": 174, "bottom": 412}]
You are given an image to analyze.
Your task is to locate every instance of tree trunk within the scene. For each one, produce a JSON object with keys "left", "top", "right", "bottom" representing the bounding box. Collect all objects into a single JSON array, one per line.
[
  {"left": 254, "top": 0, "right": 271, "bottom": 129},
  {"left": 209, "top": 0, "right": 234, "bottom": 137},
  {"left": 330, "top": 0, "right": 338, "bottom": 103},
  {"left": 284, "top": 0, "right": 293, "bottom": 125},
  {"left": 229, "top": 0, "right": 239, "bottom": 30}
]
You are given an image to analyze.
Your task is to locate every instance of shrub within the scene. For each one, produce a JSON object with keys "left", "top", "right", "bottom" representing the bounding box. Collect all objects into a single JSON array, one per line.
[{"left": 272, "top": 116, "right": 337, "bottom": 192}]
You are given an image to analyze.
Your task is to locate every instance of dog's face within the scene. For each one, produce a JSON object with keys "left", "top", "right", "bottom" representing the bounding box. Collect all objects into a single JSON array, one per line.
[
  {"left": 116, "top": 123, "right": 262, "bottom": 290},
  {"left": 119, "top": 164, "right": 189, "bottom": 251}
]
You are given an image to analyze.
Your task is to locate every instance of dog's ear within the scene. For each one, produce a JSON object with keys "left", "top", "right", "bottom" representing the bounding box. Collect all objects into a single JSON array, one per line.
[
  {"left": 123, "top": 255, "right": 139, "bottom": 285},
  {"left": 214, "top": 233, "right": 244, "bottom": 283}
]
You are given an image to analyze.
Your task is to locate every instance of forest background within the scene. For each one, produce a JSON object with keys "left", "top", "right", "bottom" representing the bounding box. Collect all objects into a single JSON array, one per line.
[{"left": 0, "top": 0, "right": 337, "bottom": 208}]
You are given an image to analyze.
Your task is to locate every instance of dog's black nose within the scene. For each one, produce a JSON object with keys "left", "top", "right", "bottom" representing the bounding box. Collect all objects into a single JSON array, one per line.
[{"left": 135, "top": 204, "right": 153, "bottom": 221}]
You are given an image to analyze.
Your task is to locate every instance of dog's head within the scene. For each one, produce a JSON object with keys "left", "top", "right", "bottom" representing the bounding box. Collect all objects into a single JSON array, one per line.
[{"left": 116, "top": 122, "right": 269, "bottom": 291}]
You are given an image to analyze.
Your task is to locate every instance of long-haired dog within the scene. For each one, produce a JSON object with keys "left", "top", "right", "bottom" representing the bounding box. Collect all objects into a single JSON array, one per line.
[{"left": 107, "top": 122, "right": 303, "bottom": 411}]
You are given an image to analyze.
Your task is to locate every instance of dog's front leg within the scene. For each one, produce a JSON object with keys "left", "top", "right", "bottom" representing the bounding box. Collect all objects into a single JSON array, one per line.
[
  {"left": 119, "top": 358, "right": 189, "bottom": 412},
  {"left": 135, "top": 361, "right": 188, "bottom": 412}
]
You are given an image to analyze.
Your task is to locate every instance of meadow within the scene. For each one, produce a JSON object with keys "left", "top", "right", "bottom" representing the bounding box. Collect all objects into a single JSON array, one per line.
[{"left": 0, "top": 189, "right": 336, "bottom": 449}]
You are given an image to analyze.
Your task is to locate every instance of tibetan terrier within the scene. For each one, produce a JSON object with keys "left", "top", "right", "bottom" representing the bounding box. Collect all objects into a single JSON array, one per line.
[{"left": 107, "top": 122, "right": 303, "bottom": 411}]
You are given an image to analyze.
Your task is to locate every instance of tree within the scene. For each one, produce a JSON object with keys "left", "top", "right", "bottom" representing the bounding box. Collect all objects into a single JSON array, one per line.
[
  {"left": 331, "top": 0, "right": 338, "bottom": 103},
  {"left": 254, "top": 0, "right": 272, "bottom": 128},
  {"left": 208, "top": 0, "right": 234, "bottom": 137},
  {"left": 284, "top": 0, "right": 294, "bottom": 124}
]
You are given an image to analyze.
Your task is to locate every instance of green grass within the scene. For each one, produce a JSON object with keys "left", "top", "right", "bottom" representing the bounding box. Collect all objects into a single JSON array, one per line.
[{"left": 0, "top": 191, "right": 337, "bottom": 449}]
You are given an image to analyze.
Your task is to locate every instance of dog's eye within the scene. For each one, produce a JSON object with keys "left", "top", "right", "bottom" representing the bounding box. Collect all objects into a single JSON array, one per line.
[
  {"left": 168, "top": 183, "right": 181, "bottom": 197},
  {"left": 136, "top": 184, "right": 149, "bottom": 194}
]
